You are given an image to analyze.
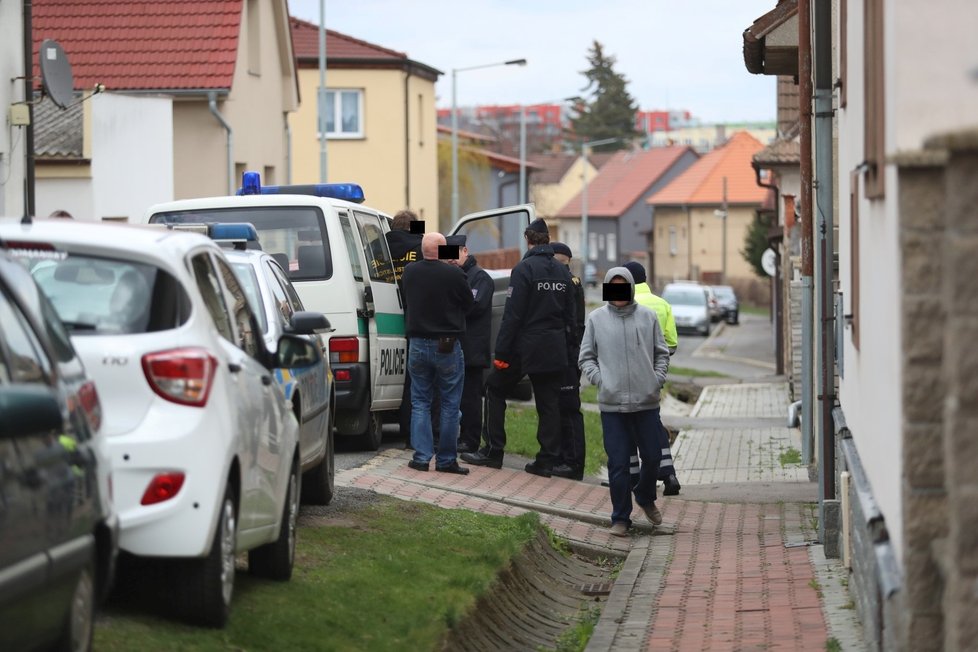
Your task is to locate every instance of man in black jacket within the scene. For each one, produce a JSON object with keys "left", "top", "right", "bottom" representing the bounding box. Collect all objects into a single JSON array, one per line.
[
  {"left": 461, "top": 218, "right": 576, "bottom": 477},
  {"left": 551, "top": 242, "right": 586, "bottom": 480},
  {"left": 401, "top": 233, "right": 473, "bottom": 474},
  {"left": 446, "top": 235, "right": 495, "bottom": 454}
]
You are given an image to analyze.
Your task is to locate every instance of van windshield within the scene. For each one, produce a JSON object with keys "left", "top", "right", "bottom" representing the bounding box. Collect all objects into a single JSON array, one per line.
[{"left": 150, "top": 207, "right": 332, "bottom": 281}]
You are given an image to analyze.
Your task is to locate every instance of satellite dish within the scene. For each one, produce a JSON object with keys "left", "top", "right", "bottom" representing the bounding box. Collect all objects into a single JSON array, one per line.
[
  {"left": 761, "top": 248, "right": 777, "bottom": 277},
  {"left": 39, "top": 39, "right": 74, "bottom": 109}
]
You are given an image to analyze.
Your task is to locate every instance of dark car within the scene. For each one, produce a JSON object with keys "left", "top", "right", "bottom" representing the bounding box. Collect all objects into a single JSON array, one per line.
[
  {"left": 0, "top": 248, "right": 118, "bottom": 652},
  {"left": 711, "top": 285, "right": 740, "bottom": 325}
]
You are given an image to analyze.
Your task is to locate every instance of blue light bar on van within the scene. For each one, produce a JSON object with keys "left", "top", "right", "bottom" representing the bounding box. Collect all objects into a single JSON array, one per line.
[
  {"left": 236, "top": 181, "right": 366, "bottom": 203},
  {"left": 209, "top": 223, "right": 259, "bottom": 242}
]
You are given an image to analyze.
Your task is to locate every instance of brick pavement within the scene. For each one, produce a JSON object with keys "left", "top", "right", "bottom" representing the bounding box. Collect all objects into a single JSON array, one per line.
[{"left": 336, "top": 380, "right": 864, "bottom": 651}]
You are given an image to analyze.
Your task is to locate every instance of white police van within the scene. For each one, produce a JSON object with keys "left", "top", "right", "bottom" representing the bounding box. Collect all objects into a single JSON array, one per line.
[{"left": 145, "top": 173, "right": 534, "bottom": 449}]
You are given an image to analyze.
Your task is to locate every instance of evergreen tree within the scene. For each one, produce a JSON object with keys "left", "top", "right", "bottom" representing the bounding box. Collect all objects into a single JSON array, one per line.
[
  {"left": 741, "top": 212, "right": 773, "bottom": 277},
  {"left": 569, "top": 41, "right": 641, "bottom": 151}
]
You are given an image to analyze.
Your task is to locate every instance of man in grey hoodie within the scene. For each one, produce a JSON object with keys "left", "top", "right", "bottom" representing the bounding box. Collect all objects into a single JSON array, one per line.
[{"left": 578, "top": 267, "right": 670, "bottom": 536}]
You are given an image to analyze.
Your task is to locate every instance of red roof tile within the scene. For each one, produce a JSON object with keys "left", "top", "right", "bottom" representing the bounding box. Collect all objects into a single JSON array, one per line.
[
  {"left": 647, "top": 132, "right": 768, "bottom": 206},
  {"left": 554, "top": 146, "right": 696, "bottom": 219},
  {"left": 290, "top": 16, "right": 406, "bottom": 61},
  {"left": 33, "top": 0, "right": 243, "bottom": 91}
]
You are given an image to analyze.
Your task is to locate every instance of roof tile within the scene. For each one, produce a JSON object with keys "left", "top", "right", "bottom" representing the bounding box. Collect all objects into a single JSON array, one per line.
[{"left": 647, "top": 132, "right": 768, "bottom": 206}]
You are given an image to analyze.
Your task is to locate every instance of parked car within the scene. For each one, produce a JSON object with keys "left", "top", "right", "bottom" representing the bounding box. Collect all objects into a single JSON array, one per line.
[
  {"left": 711, "top": 285, "right": 740, "bottom": 325},
  {"left": 662, "top": 282, "right": 711, "bottom": 336},
  {"left": 223, "top": 245, "right": 336, "bottom": 506},
  {"left": 704, "top": 285, "right": 722, "bottom": 322},
  {"left": 0, "top": 218, "right": 325, "bottom": 628},
  {"left": 0, "top": 247, "right": 118, "bottom": 652}
]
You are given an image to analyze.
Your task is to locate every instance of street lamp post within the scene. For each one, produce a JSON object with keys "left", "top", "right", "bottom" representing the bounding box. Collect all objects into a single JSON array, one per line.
[
  {"left": 714, "top": 176, "right": 728, "bottom": 283},
  {"left": 451, "top": 58, "right": 526, "bottom": 223},
  {"left": 579, "top": 137, "right": 621, "bottom": 275}
]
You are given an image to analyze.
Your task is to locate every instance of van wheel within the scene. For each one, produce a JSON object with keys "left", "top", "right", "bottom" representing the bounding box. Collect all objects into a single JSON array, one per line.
[
  {"left": 302, "top": 396, "right": 335, "bottom": 506},
  {"left": 55, "top": 552, "right": 95, "bottom": 652},
  {"left": 249, "top": 458, "right": 299, "bottom": 581},
  {"left": 174, "top": 484, "right": 236, "bottom": 627},
  {"left": 356, "top": 410, "right": 384, "bottom": 451}
]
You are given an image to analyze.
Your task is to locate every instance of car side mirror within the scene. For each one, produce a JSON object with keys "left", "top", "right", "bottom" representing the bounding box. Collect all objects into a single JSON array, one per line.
[
  {"left": 0, "top": 385, "right": 64, "bottom": 438},
  {"left": 288, "top": 311, "right": 331, "bottom": 335},
  {"left": 274, "top": 334, "right": 322, "bottom": 369}
]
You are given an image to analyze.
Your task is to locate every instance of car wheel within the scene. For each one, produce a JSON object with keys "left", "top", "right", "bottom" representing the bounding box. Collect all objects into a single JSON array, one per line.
[
  {"left": 302, "top": 394, "right": 335, "bottom": 506},
  {"left": 731, "top": 311, "right": 739, "bottom": 325},
  {"left": 249, "top": 457, "right": 299, "bottom": 581},
  {"left": 55, "top": 552, "right": 95, "bottom": 652},
  {"left": 175, "top": 484, "right": 236, "bottom": 627},
  {"left": 699, "top": 323, "right": 710, "bottom": 336},
  {"left": 356, "top": 407, "right": 384, "bottom": 451}
]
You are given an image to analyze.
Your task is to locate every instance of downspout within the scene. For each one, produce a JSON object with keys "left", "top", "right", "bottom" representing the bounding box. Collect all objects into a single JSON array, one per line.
[
  {"left": 798, "top": 0, "right": 815, "bottom": 468},
  {"left": 754, "top": 164, "right": 783, "bottom": 375},
  {"left": 208, "top": 92, "right": 233, "bottom": 194},
  {"left": 404, "top": 70, "right": 410, "bottom": 208},
  {"left": 814, "top": 0, "right": 836, "bottom": 515},
  {"left": 685, "top": 204, "right": 692, "bottom": 279},
  {"left": 22, "top": 0, "right": 35, "bottom": 219},
  {"left": 285, "top": 114, "right": 292, "bottom": 184}
]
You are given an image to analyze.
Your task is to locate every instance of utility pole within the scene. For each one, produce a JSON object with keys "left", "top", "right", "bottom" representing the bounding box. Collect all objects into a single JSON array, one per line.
[{"left": 317, "top": 0, "right": 328, "bottom": 183}]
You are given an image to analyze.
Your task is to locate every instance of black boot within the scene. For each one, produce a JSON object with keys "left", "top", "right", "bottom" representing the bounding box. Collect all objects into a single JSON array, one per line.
[
  {"left": 460, "top": 450, "right": 503, "bottom": 469},
  {"left": 663, "top": 474, "right": 682, "bottom": 496}
]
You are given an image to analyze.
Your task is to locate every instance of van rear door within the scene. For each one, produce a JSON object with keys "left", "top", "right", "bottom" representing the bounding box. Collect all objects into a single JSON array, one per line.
[{"left": 351, "top": 210, "right": 403, "bottom": 411}]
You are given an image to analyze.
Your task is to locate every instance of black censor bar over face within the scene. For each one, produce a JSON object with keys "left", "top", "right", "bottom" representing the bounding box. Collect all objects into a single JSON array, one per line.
[
  {"left": 602, "top": 282, "right": 630, "bottom": 302},
  {"left": 409, "top": 220, "right": 425, "bottom": 234},
  {"left": 438, "top": 245, "right": 460, "bottom": 260}
]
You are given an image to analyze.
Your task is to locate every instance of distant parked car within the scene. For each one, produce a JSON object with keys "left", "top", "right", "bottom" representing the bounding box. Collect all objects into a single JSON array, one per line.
[
  {"left": 0, "top": 247, "right": 118, "bottom": 652},
  {"left": 0, "top": 218, "right": 325, "bottom": 628},
  {"left": 224, "top": 246, "right": 336, "bottom": 506},
  {"left": 711, "top": 285, "right": 739, "bottom": 325},
  {"left": 662, "top": 282, "right": 711, "bottom": 336}
]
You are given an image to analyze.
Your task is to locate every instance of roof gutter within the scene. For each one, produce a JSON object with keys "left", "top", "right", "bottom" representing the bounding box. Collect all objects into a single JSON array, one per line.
[{"left": 208, "top": 91, "right": 234, "bottom": 195}]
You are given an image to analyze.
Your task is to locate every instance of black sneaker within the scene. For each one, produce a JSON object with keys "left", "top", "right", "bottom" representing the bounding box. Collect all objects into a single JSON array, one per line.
[
  {"left": 408, "top": 460, "right": 429, "bottom": 472},
  {"left": 551, "top": 464, "right": 583, "bottom": 481},
  {"left": 435, "top": 462, "right": 470, "bottom": 475},
  {"left": 524, "top": 461, "right": 552, "bottom": 478},
  {"left": 663, "top": 474, "right": 682, "bottom": 496},
  {"left": 460, "top": 451, "right": 503, "bottom": 469}
]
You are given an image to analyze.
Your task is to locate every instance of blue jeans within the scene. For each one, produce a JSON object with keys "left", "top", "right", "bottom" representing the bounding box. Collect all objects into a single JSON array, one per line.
[
  {"left": 408, "top": 337, "right": 464, "bottom": 467},
  {"left": 601, "top": 409, "right": 663, "bottom": 526}
]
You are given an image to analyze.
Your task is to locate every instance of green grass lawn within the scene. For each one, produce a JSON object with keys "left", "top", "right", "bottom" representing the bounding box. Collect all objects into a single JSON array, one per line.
[
  {"left": 95, "top": 500, "right": 539, "bottom": 651},
  {"left": 739, "top": 304, "right": 771, "bottom": 317},
  {"left": 667, "top": 365, "right": 729, "bottom": 378}
]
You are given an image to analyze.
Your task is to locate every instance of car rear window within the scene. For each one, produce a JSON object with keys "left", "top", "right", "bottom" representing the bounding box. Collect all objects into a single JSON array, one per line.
[
  {"left": 26, "top": 255, "right": 191, "bottom": 335},
  {"left": 150, "top": 207, "right": 332, "bottom": 282},
  {"left": 662, "top": 289, "right": 707, "bottom": 307}
]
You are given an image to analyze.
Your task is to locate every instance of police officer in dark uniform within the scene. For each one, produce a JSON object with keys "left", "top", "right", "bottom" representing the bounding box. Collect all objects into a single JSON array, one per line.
[
  {"left": 461, "top": 218, "right": 576, "bottom": 477},
  {"left": 447, "top": 235, "right": 495, "bottom": 454},
  {"left": 550, "top": 242, "right": 586, "bottom": 480}
]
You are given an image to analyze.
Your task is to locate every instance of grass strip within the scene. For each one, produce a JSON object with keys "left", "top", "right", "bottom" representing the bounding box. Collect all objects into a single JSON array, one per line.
[
  {"left": 95, "top": 499, "right": 538, "bottom": 651},
  {"left": 503, "top": 406, "right": 607, "bottom": 475}
]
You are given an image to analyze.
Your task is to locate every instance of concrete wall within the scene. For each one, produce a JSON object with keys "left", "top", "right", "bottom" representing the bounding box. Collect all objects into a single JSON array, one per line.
[
  {"left": 289, "top": 66, "right": 439, "bottom": 222},
  {"left": 1, "top": 1, "right": 26, "bottom": 217}
]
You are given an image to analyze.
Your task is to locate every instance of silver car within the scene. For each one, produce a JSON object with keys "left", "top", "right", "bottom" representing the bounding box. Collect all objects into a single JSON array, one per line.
[{"left": 662, "top": 283, "right": 711, "bottom": 336}]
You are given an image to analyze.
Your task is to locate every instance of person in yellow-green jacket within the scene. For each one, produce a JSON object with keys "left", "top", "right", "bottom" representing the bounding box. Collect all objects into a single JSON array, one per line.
[{"left": 623, "top": 261, "right": 682, "bottom": 496}]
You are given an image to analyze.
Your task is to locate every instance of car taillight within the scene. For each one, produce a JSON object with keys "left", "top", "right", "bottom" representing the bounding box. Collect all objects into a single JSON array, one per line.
[
  {"left": 77, "top": 380, "right": 102, "bottom": 432},
  {"left": 140, "top": 472, "right": 185, "bottom": 505},
  {"left": 329, "top": 337, "right": 359, "bottom": 364},
  {"left": 142, "top": 348, "right": 217, "bottom": 407},
  {"left": 335, "top": 369, "right": 351, "bottom": 381}
]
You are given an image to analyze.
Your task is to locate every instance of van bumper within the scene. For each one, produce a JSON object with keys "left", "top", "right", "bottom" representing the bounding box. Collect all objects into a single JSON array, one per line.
[{"left": 334, "top": 362, "right": 369, "bottom": 412}]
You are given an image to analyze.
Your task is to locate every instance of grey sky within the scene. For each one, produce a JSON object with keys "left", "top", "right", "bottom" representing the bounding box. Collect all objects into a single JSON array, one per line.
[{"left": 289, "top": 0, "right": 778, "bottom": 124}]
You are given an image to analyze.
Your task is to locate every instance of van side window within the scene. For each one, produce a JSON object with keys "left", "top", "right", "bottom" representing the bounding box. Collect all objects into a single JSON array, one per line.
[
  {"left": 339, "top": 215, "right": 363, "bottom": 281},
  {"left": 354, "top": 211, "right": 396, "bottom": 284},
  {"left": 190, "top": 253, "right": 234, "bottom": 343}
]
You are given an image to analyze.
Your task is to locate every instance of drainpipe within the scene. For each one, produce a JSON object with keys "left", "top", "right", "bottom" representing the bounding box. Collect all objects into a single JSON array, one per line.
[
  {"left": 404, "top": 70, "right": 411, "bottom": 208},
  {"left": 814, "top": 0, "right": 836, "bottom": 512},
  {"left": 285, "top": 114, "right": 292, "bottom": 184},
  {"left": 685, "top": 204, "right": 692, "bottom": 279},
  {"left": 208, "top": 92, "right": 233, "bottom": 194},
  {"left": 798, "top": 0, "right": 815, "bottom": 468},
  {"left": 22, "top": 0, "right": 36, "bottom": 219}
]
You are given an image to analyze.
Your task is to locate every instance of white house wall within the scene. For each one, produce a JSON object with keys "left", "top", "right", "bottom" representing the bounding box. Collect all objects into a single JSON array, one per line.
[
  {"left": 36, "top": 177, "right": 94, "bottom": 221},
  {"left": 91, "top": 93, "right": 173, "bottom": 221}
]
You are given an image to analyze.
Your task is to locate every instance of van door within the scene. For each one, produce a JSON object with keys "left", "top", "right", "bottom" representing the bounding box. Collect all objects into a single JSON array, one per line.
[
  {"left": 450, "top": 204, "right": 535, "bottom": 363},
  {"left": 351, "top": 210, "right": 403, "bottom": 411}
]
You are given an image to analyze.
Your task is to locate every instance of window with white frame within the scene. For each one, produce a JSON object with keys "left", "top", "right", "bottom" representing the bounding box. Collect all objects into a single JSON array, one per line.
[
  {"left": 324, "top": 89, "right": 363, "bottom": 138},
  {"left": 606, "top": 232, "right": 616, "bottom": 262},
  {"left": 669, "top": 226, "right": 677, "bottom": 256},
  {"left": 589, "top": 232, "right": 598, "bottom": 260}
]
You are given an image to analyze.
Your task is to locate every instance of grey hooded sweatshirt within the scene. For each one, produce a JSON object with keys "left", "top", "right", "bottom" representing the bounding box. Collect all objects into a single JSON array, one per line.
[{"left": 578, "top": 267, "right": 670, "bottom": 412}]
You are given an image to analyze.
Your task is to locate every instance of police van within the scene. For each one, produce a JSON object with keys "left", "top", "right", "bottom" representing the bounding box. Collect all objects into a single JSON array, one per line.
[{"left": 145, "top": 173, "right": 534, "bottom": 449}]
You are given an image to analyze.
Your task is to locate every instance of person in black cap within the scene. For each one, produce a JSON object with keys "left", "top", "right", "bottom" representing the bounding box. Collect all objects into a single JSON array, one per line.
[
  {"left": 550, "top": 242, "right": 586, "bottom": 480},
  {"left": 461, "top": 217, "right": 576, "bottom": 477},
  {"left": 447, "top": 234, "right": 494, "bottom": 454}
]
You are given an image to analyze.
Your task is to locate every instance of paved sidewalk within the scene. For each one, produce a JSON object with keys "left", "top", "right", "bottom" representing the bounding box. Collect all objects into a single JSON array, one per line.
[{"left": 336, "top": 381, "right": 864, "bottom": 651}]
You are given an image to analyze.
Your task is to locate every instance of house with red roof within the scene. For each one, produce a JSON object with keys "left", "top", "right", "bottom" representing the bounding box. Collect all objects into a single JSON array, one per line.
[
  {"left": 646, "top": 131, "right": 770, "bottom": 292},
  {"left": 528, "top": 151, "right": 615, "bottom": 227},
  {"left": 31, "top": 0, "right": 299, "bottom": 218},
  {"left": 289, "top": 18, "right": 441, "bottom": 222},
  {"left": 552, "top": 145, "right": 698, "bottom": 279}
]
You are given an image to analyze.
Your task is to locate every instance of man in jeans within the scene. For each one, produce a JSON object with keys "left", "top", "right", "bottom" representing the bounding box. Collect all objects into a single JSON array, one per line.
[
  {"left": 579, "top": 267, "right": 670, "bottom": 536},
  {"left": 400, "top": 232, "right": 473, "bottom": 474}
]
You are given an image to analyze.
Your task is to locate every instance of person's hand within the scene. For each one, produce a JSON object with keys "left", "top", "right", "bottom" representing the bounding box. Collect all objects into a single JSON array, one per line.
[{"left": 493, "top": 359, "right": 510, "bottom": 370}]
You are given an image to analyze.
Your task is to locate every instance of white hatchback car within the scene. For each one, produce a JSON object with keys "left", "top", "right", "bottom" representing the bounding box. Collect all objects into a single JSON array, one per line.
[{"left": 0, "top": 218, "right": 324, "bottom": 627}]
